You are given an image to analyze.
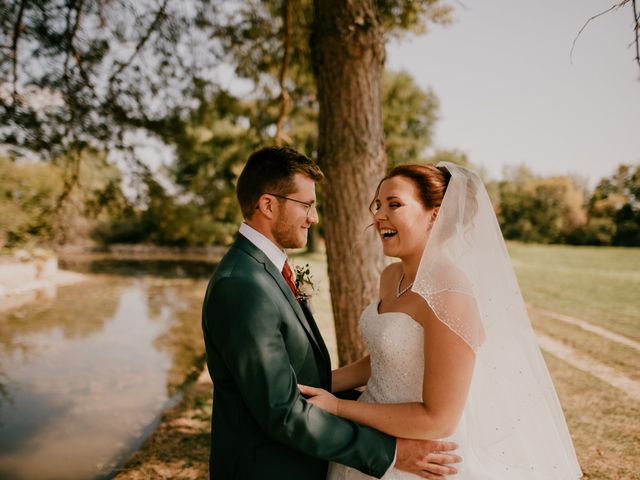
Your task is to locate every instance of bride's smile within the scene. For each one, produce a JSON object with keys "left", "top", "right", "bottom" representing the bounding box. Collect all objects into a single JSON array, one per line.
[{"left": 372, "top": 176, "right": 433, "bottom": 262}]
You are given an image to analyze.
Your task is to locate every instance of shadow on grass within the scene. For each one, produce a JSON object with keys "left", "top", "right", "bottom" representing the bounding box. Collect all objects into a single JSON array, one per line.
[{"left": 113, "top": 382, "right": 213, "bottom": 480}]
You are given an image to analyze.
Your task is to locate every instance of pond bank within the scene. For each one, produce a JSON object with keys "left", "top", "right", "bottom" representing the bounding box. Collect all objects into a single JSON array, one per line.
[{"left": 112, "top": 365, "right": 213, "bottom": 480}]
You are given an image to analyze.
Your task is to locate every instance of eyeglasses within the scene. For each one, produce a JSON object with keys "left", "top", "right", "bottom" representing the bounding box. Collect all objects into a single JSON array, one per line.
[{"left": 262, "top": 193, "right": 316, "bottom": 217}]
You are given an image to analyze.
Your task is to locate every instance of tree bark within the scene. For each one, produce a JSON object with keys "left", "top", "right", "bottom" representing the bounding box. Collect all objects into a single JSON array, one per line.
[{"left": 312, "top": 0, "right": 387, "bottom": 365}]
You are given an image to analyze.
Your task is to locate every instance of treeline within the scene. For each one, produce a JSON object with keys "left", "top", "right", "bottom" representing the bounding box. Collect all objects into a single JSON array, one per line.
[
  {"left": 492, "top": 164, "right": 640, "bottom": 246},
  {"left": 2, "top": 1, "right": 637, "bottom": 252},
  {"left": 2, "top": 151, "right": 638, "bottom": 249},
  {"left": 0, "top": 153, "right": 238, "bottom": 249}
]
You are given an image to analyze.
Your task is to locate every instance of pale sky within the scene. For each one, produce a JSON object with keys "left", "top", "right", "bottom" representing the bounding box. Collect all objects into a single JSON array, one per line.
[{"left": 387, "top": 0, "right": 640, "bottom": 187}]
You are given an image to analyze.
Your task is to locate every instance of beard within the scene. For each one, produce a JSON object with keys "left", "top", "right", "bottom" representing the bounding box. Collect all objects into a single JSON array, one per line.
[{"left": 272, "top": 214, "right": 307, "bottom": 249}]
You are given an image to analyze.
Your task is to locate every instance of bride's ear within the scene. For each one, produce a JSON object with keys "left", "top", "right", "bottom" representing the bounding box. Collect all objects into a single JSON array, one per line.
[{"left": 428, "top": 207, "right": 440, "bottom": 229}]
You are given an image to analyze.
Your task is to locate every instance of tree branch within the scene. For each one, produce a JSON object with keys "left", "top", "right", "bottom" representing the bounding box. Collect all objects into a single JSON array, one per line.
[
  {"left": 107, "top": 0, "right": 170, "bottom": 87},
  {"left": 275, "top": 0, "right": 292, "bottom": 146},
  {"left": 63, "top": 0, "right": 85, "bottom": 85},
  {"left": 632, "top": 0, "right": 640, "bottom": 70},
  {"left": 570, "top": 1, "right": 627, "bottom": 64},
  {"left": 10, "top": 0, "right": 28, "bottom": 107},
  {"left": 452, "top": 0, "right": 470, "bottom": 11}
]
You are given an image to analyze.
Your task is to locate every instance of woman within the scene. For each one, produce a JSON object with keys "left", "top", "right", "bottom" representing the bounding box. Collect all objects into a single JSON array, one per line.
[{"left": 299, "top": 163, "right": 582, "bottom": 479}]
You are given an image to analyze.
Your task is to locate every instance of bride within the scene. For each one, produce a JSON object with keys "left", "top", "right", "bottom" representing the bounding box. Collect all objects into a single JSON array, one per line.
[{"left": 299, "top": 162, "right": 582, "bottom": 479}]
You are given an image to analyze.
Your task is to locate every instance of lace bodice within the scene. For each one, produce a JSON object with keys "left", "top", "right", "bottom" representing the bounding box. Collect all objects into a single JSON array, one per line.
[
  {"left": 327, "top": 302, "right": 425, "bottom": 480},
  {"left": 359, "top": 302, "right": 424, "bottom": 405}
]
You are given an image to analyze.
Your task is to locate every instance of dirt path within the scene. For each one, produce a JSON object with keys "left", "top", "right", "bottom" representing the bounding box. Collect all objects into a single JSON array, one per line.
[
  {"left": 536, "top": 333, "right": 640, "bottom": 401},
  {"left": 530, "top": 305, "right": 640, "bottom": 351}
]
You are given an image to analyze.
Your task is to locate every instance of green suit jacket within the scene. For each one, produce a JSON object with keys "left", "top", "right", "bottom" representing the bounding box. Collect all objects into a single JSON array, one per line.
[{"left": 202, "top": 234, "right": 396, "bottom": 480}]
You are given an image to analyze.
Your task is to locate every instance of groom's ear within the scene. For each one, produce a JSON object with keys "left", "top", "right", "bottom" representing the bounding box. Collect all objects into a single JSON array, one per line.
[{"left": 256, "top": 194, "right": 277, "bottom": 220}]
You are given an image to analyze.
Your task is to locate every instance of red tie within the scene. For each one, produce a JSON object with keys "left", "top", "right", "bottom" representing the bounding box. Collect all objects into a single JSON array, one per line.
[{"left": 282, "top": 262, "right": 299, "bottom": 299}]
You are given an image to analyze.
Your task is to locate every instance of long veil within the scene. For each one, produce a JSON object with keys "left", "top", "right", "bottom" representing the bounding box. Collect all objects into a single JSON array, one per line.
[{"left": 411, "top": 162, "right": 582, "bottom": 478}]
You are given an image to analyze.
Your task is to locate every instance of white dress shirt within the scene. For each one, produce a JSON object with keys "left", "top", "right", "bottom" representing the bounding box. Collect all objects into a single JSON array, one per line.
[{"left": 239, "top": 222, "right": 288, "bottom": 272}]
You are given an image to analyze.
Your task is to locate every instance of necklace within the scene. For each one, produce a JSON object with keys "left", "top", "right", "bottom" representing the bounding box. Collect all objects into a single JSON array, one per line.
[{"left": 396, "top": 272, "right": 414, "bottom": 298}]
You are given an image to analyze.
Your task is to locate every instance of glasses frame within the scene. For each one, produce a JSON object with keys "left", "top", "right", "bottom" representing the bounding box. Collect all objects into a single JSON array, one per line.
[{"left": 260, "top": 193, "right": 316, "bottom": 216}]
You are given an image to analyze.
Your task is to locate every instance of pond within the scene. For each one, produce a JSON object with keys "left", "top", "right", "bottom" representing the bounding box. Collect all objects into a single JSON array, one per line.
[{"left": 0, "top": 255, "right": 217, "bottom": 480}]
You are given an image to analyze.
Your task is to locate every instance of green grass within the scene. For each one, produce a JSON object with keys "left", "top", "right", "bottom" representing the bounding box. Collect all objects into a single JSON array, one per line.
[
  {"left": 508, "top": 242, "right": 640, "bottom": 341},
  {"left": 544, "top": 352, "right": 640, "bottom": 479}
]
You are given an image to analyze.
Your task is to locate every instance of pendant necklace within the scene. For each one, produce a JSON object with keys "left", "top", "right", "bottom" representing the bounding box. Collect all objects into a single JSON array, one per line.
[{"left": 396, "top": 272, "right": 414, "bottom": 298}]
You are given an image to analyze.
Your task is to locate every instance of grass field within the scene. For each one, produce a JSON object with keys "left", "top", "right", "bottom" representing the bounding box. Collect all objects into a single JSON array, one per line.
[
  {"left": 508, "top": 242, "right": 640, "bottom": 341},
  {"left": 507, "top": 243, "right": 640, "bottom": 479},
  {"left": 117, "top": 242, "right": 640, "bottom": 479}
]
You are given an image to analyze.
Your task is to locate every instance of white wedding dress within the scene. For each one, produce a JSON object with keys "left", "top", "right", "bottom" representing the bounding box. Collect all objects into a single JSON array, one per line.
[
  {"left": 327, "top": 301, "right": 486, "bottom": 480},
  {"left": 326, "top": 300, "right": 578, "bottom": 480}
]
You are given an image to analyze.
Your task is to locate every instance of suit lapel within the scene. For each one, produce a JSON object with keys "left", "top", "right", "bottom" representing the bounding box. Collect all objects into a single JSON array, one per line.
[
  {"left": 233, "top": 235, "right": 326, "bottom": 357},
  {"left": 299, "top": 300, "right": 332, "bottom": 386}
]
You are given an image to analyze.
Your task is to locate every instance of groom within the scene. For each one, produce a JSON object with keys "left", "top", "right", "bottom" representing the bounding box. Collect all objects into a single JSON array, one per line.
[{"left": 202, "top": 146, "right": 460, "bottom": 480}]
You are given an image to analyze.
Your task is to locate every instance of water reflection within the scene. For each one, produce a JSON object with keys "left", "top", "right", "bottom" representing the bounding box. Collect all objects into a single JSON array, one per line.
[{"left": 0, "top": 256, "right": 216, "bottom": 480}]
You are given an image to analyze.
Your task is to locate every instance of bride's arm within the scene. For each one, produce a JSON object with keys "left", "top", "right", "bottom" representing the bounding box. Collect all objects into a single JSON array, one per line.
[
  {"left": 301, "top": 299, "right": 475, "bottom": 440},
  {"left": 331, "top": 355, "right": 371, "bottom": 392}
]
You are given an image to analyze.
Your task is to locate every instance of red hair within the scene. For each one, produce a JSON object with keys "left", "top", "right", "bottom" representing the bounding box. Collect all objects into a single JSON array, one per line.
[{"left": 370, "top": 163, "right": 451, "bottom": 212}]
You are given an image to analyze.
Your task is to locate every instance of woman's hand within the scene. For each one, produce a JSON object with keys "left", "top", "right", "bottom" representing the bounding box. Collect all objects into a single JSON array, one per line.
[{"left": 298, "top": 384, "right": 340, "bottom": 415}]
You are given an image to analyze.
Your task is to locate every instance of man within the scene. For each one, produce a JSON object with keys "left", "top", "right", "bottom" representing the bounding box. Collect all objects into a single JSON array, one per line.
[{"left": 202, "top": 146, "right": 460, "bottom": 479}]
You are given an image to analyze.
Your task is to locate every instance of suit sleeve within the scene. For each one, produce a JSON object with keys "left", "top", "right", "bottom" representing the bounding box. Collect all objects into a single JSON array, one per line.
[{"left": 204, "top": 276, "right": 396, "bottom": 478}]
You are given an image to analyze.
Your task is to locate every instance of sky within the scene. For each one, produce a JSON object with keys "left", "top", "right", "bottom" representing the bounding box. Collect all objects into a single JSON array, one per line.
[{"left": 386, "top": 0, "right": 640, "bottom": 187}]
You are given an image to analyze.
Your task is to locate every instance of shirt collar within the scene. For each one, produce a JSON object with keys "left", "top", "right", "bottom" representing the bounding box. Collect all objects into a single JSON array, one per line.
[{"left": 239, "top": 222, "right": 288, "bottom": 271}]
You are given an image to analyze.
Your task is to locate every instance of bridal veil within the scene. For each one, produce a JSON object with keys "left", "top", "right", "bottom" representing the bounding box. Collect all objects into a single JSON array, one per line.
[{"left": 411, "top": 162, "right": 582, "bottom": 478}]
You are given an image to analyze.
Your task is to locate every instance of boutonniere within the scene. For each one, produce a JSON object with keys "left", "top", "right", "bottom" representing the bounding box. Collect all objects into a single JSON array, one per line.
[{"left": 294, "top": 263, "right": 317, "bottom": 302}]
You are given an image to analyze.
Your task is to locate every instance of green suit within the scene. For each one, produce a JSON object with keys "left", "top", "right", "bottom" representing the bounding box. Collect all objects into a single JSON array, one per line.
[{"left": 202, "top": 234, "right": 396, "bottom": 479}]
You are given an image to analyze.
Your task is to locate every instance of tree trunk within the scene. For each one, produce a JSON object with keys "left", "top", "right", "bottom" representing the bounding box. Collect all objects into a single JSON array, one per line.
[{"left": 312, "top": 0, "right": 387, "bottom": 366}]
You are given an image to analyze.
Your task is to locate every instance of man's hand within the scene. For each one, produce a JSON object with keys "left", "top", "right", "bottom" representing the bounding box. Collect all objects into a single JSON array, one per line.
[{"left": 395, "top": 438, "right": 461, "bottom": 479}]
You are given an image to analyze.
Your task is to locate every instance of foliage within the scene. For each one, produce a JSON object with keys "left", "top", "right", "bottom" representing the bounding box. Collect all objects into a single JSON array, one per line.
[
  {"left": 148, "top": 90, "right": 258, "bottom": 221},
  {"left": 376, "top": 0, "right": 453, "bottom": 36},
  {"left": 496, "top": 166, "right": 587, "bottom": 244},
  {"left": 1, "top": 0, "right": 455, "bottom": 249},
  {"left": 493, "top": 164, "right": 640, "bottom": 247},
  {"left": 383, "top": 71, "right": 438, "bottom": 167},
  {"left": 1, "top": 0, "right": 454, "bottom": 154},
  {"left": 0, "top": 157, "right": 63, "bottom": 247},
  {"left": 580, "top": 164, "right": 640, "bottom": 246},
  {"left": 424, "top": 148, "right": 471, "bottom": 167},
  {"left": 0, "top": 151, "right": 128, "bottom": 248},
  {"left": 137, "top": 69, "right": 440, "bottom": 246},
  {"left": 5, "top": 1, "right": 634, "bottom": 249},
  {"left": 92, "top": 174, "right": 237, "bottom": 247},
  {"left": 1, "top": 0, "right": 220, "bottom": 158}
]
